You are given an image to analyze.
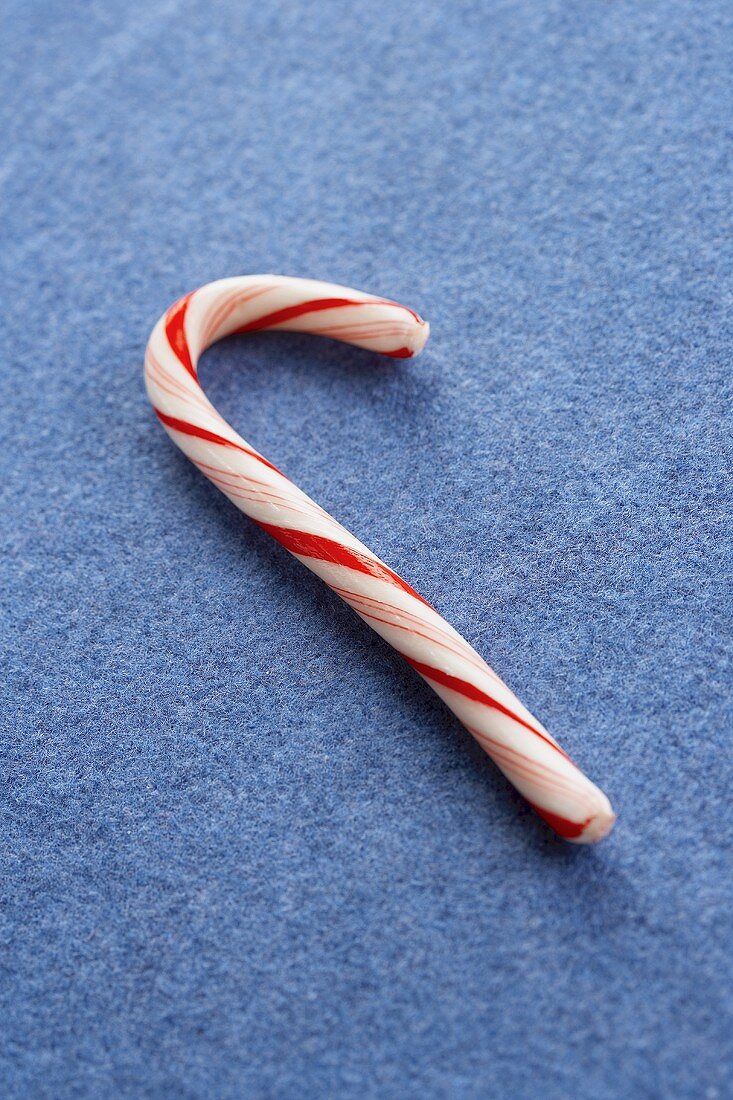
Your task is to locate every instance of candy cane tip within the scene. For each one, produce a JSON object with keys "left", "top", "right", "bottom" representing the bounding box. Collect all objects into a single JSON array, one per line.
[
  {"left": 410, "top": 319, "right": 430, "bottom": 357},
  {"left": 572, "top": 798, "right": 617, "bottom": 845}
]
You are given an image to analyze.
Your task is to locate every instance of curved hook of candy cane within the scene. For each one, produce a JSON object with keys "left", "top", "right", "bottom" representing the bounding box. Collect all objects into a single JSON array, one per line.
[{"left": 144, "top": 275, "right": 615, "bottom": 844}]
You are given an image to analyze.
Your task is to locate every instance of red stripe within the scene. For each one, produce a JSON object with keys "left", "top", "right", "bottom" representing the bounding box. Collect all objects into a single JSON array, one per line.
[
  {"left": 528, "top": 804, "right": 591, "bottom": 839},
  {"left": 154, "top": 409, "right": 281, "bottom": 472},
  {"left": 383, "top": 346, "right": 413, "bottom": 358},
  {"left": 255, "top": 523, "right": 430, "bottom": 605},
  {"left": 402, "top": 656, "right": 569, "bottom": 757},
  {"left": 233, "top": 297, "right": 367, "bottom": 334},
  {"left": 468, "top": 726, "right": 595, "bottom": 809},
  {"left": 165, "top": 293, "right": 197, "bottom": 379}
]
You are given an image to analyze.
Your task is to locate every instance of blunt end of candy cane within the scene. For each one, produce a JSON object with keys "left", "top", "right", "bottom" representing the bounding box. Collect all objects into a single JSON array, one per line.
[
  {"left": 573, "top": 809, "right": 616, "bottom": 845},
  {"left": 411, "top": 319, "right": 429, "bottom": 356},
  {"left": 394, "top": 316, "right": 429, "bottom": 358},
  {"left": 532, "top": 789, "right": 616, "bottom": 844},
  {"left": 567, "top": 794, "right": 617, "bottom": 845}
]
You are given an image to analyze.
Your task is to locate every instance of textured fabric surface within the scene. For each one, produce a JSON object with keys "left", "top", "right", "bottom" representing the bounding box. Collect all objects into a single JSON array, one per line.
[{"left": 1, "top": 2, "right": 731, "bottom": 1097}]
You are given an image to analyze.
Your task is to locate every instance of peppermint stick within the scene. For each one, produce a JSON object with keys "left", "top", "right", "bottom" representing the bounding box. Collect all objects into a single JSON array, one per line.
[{"left": 145, "top": 275, "right": 615, "bottom": 843}]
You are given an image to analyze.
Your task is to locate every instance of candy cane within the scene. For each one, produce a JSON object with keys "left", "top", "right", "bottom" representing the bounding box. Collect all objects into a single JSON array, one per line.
[{"left": 144, "top": 275, "right": 615, "bottom": 843}]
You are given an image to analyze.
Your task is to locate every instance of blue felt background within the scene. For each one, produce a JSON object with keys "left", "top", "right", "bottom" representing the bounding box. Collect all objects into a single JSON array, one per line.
[{"left": 1, "top": 1, "right": 732, "bottom": 1096}]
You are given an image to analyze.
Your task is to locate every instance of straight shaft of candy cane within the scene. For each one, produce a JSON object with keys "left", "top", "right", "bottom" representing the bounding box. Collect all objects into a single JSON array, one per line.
[{"left": 144, "top": 275, "right": 615, "bottom": 843}]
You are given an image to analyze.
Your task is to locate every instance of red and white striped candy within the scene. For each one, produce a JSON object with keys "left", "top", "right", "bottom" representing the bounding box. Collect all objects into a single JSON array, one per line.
[{"left": 144, "top": 275, "right": 615, "bottom": 843}]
